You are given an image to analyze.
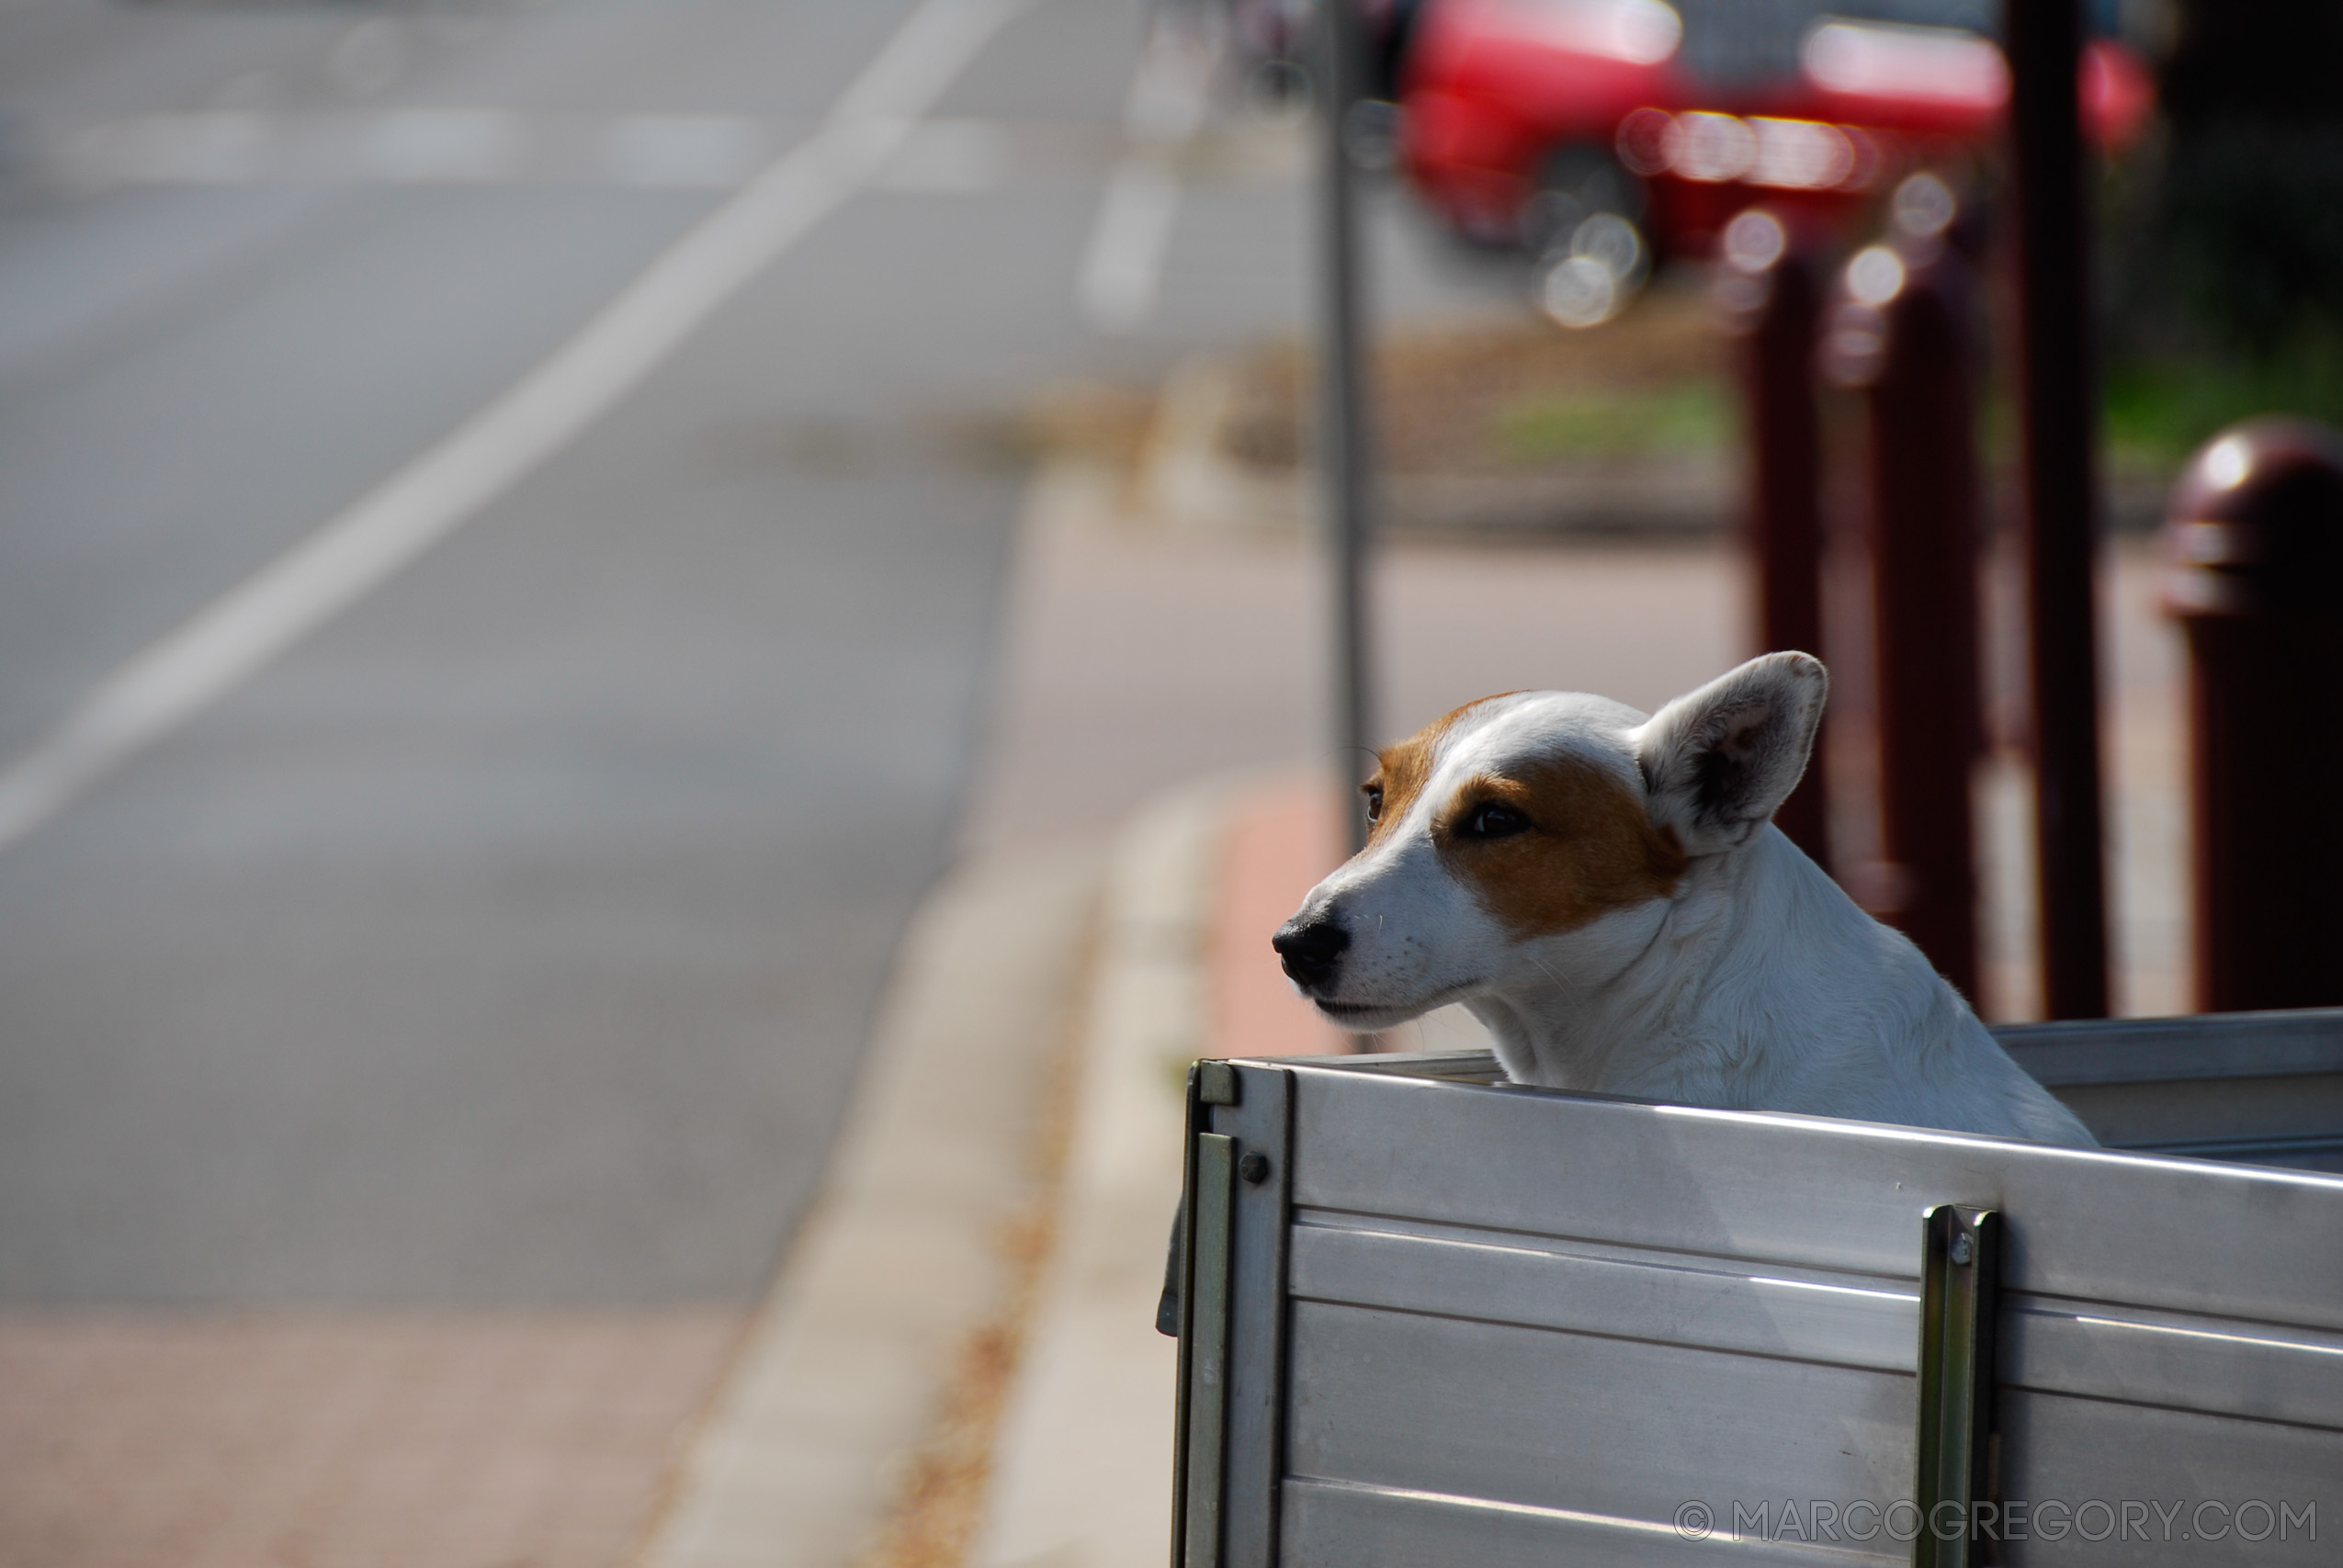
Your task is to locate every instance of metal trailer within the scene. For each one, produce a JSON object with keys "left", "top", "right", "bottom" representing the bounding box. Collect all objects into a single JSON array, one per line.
[{"left": 1166, "top": 1008, "right": 2343, "bottom": 1567}]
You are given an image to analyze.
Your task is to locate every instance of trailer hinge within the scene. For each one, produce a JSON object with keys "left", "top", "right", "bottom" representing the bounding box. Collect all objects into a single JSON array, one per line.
[{"left": 1913, "top": 1204, "right": 2001, "bottom": 1568}]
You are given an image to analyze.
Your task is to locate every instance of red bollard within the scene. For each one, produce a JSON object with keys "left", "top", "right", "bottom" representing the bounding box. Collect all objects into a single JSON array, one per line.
[
  {"left": 1823, "top": 233, "right": 1985, "bottom": 999},
  {"left": 2160, "top": 418, "right": 2343, "bottom": 1011},
  {"left": 1715, "top": 209, "right": 1829, "bottom": 866}
]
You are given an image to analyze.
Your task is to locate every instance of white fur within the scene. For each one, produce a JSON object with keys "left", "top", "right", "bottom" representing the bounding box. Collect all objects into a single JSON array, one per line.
[{"left": 1285, "top": 654, "right": 2094, "bottom": 1146}]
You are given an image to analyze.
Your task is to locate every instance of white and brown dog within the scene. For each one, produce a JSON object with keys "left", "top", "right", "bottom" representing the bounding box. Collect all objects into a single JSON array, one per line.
[{"left": 1273, "top": 652, "right": 2092, "bottom": 1145}]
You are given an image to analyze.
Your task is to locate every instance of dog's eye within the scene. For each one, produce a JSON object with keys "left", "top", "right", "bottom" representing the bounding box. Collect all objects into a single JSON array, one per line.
[
  {"left": 1362, "top": 784, "right": 1384, "bottom": 824},
  {"left": 1460, "top": 802, "right": 1533, "bottom": 840}
]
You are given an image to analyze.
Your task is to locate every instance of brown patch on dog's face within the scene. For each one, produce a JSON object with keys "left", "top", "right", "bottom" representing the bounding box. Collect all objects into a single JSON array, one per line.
[
  {"left": 1364, "top": 694, "right": 1522, "bottom": 844},
  {"left": 1434, "top": 754, "right": 1687, "bottom": 938}
]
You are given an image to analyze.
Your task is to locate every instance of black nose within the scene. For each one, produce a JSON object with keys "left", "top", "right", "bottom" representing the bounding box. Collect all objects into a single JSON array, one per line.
[{"left": 1272, "top": 915, "right": 1349, "bottom": 989}]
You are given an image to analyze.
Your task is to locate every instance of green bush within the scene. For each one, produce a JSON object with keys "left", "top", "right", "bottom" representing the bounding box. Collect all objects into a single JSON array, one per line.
[
  {"left": 2105, "top": 343, "right": 2343, "bottom": 466},
  {"left": 1491, "top": 378, "right": 1730, "bottom": 464},
  {"left": 2156, "top": 126, "right": 2343, "bottom": 355}
]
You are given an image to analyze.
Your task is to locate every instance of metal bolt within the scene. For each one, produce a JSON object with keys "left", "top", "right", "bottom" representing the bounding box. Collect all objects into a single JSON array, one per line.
[
  {"left": 1950, "top": 1233, "right": 1974, "bottom": 1266},
  {"left": 1238, "top": 1152, "right": 1272, "bottom": 1185}
]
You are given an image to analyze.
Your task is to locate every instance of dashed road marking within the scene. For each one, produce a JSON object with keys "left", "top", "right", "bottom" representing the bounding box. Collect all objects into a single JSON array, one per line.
[{"left": 1075, "top": 26, "right": 1212, "bottom": 334}]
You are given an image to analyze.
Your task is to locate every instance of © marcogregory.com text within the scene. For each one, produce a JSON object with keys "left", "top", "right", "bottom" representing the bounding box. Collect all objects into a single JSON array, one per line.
[{"left": 1670, "top": 1497, "right": 2318, "bottom": 1545}]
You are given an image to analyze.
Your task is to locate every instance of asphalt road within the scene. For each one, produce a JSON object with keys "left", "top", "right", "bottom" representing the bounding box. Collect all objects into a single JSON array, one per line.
[
  {"left": 0, "top": 0, "right": 1112, "bottom": 1305},
  {"left": 0, "top": 0, "right": 1513, "bottom": 1306}
]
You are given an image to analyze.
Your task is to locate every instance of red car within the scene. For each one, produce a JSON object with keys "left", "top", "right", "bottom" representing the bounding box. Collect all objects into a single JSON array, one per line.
[{"left": 1398, "top": 0, "right": 2155, "bottom": 259}]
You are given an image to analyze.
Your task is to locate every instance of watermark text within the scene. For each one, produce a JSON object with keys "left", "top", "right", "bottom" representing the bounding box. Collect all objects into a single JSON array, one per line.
[{"left": 1670, "top": 1497, "right": 2316, "bottom": 1545}]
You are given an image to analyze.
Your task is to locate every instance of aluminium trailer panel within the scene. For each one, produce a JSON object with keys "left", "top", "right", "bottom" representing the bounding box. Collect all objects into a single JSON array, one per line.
[{"left": 1170, "top": 1009, "right": 2343, "bottom": 1568}]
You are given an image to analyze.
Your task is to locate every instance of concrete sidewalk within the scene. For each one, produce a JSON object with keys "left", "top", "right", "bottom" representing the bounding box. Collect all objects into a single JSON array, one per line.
[{"left": 967, "top": 781, "right": 1234, "bottom": 1568}]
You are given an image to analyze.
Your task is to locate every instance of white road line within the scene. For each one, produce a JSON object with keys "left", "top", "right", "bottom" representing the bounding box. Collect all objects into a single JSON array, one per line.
[
  {"left": 0, "top": 0, "right": 1032, "bottom": 856},
  {"left": 1076, "top": 28, "right": 1213, "bottom": 333},
  {"left": 1078, "top": 156, "right": 1182, "bottom": 332}
]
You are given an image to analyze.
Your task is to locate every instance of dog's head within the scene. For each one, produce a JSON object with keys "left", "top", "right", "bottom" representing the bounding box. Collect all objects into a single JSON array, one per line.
[{"left": 1273, "top": 652, "right": 1828, "bottom": 1029}]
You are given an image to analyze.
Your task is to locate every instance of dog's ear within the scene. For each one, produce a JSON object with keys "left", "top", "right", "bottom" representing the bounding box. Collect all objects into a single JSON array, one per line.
[{"left": 1633, "top": 652, "right": 1828, "bottom": 854}]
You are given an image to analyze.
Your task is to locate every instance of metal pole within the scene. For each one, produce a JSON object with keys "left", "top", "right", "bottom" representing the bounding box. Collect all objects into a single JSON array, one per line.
[
  {"left": 1319, "top": 0, "right": 1374, "bottom": 854},
  {"left": 2005, "top": 0, "right": 2110, "bottom": 1017}
]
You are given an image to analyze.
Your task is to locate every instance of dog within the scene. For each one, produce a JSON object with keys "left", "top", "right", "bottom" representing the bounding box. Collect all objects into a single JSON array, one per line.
[{"left": 1273, "top": 652, "right": 2094, "bottom": 1145}]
